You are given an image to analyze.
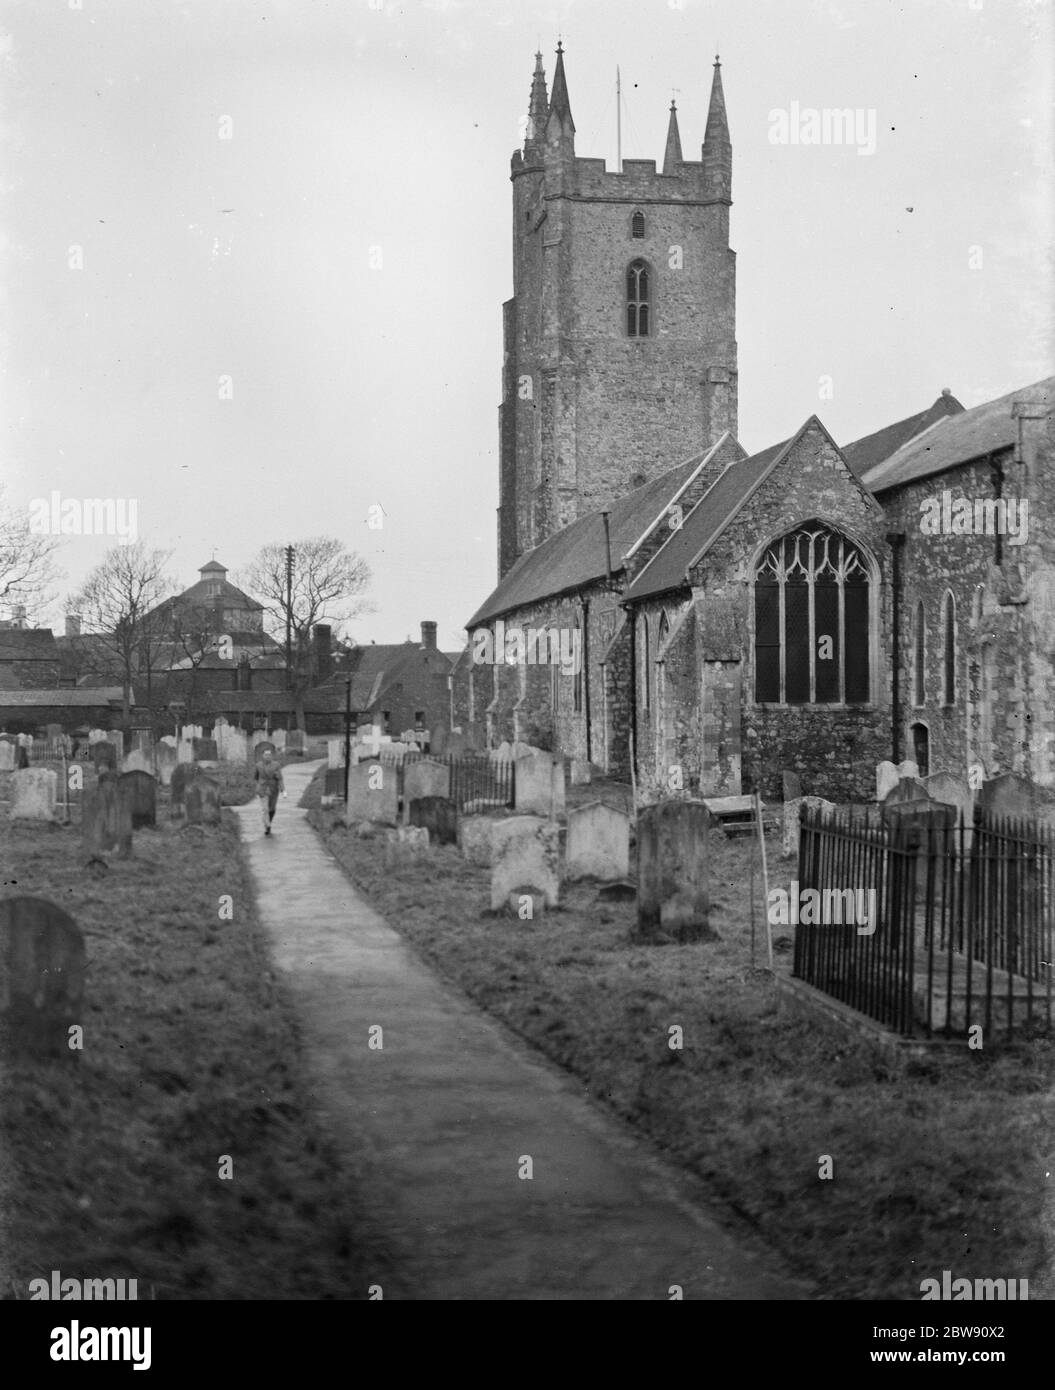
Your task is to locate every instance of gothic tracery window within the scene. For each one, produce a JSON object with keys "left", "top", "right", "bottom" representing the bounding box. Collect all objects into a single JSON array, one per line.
[
  {"left": 626, "top": 259, "right": 650, "bottom": 337},
  {"left": 753, "top": 525, "right": 870, "bottom": 705}
]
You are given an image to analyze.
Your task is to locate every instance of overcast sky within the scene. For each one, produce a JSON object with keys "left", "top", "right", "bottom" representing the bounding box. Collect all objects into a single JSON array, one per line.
[{"left": 2, "top": 0, "right": 1052, "bottom": 649}]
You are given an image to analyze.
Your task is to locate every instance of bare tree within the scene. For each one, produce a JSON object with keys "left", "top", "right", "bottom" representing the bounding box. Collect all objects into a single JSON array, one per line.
[
  {"left": 69, "top": 543, "right": 174, "bottom": 727},
  {"left": 0, "top": 485, "right": 62, "bottom": 620},
  {"left": 238, "top": 538, "right": 372, "bottom": 719}
]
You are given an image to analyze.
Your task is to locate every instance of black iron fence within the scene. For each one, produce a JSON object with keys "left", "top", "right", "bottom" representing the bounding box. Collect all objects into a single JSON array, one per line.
[
  {"left": 793, "top": 804, "right": 1055, "bottom": 1041},
  {"left": 377, "top": 750, "right": 515, "bottom": 811}
]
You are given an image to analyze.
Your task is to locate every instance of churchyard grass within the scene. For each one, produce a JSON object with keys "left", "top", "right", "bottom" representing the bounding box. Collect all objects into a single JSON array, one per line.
[
  {"left": 0, "top": 800, "right": 391, "bottom": 1300},
  {"left": 308, "top": 771, "right": 1055, "bottom": 1302}
]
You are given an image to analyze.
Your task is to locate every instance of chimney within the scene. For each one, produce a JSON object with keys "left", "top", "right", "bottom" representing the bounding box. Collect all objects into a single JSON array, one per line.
[
  {"left": 65, "top": 614, "right": 82, "bottom": 637},
  {"left": 313, "top": 624, "right": 333, "bottom": 681},
  {"left": 421, "top": 621, "right": 438, "bottom": 651}
]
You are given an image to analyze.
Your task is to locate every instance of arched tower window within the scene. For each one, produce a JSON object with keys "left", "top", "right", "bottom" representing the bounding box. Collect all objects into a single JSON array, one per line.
[
  {"left": 943, "top": 593, "right": 956, "bottom": 706},
  {"left": 753, "top": 524, "right": 871, "bottom": 705},
  {"left": 626, "top": 259, "right": 650, "bottom": 337},
  {"left": 631, "top": 210, "right": 645, "bottom": 238},
  {"left": 914, "top": 602, "right": 926, "bottom": 707}
]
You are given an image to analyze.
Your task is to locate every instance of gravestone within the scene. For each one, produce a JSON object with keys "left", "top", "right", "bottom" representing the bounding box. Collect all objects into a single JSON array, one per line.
[
  {"left": 46, "top": 723, "right": 64, "bottom": 742},
  {"left": 570, "top": 758, "right": 593, "bottom": 787},
  {"left": 221, "top": 727, "right": 248, "bottom": 764},
  {"left": 324, "top": 768, "right": 344, "bottom": 797},
  {"left": 896, "top": 759, "right": 920, "bottom": 782},
  {"left": 0, "top": 741, "right": 14, "bottom": 772},
  {"left": 342, "top": 760, "right": 398, "bottom": 827},
  {"left": 430, "top": 724, "right": 449, "bottom": 757},
  {"left": 409, "top": 795, "right": 458, "bottom": 846},
  {"left": 251, "top": 730, "right": 271, "bottom": 749},
  {"left": 882, "top": 778, "right": 930, "bottom": 811},
  {"left": 327, "top": 739, "right": 345, "bottom": 770},
  {"left": 459, "top": 814, "right": 506, "bottom": 867},
  {"left": 978, "top": 772, "right": 1046, "bottom": 823},
  {"left": 170, "top": 762, "right": 202, "bottom": 810},
  {"left": 490, "top": 817, "right": 560, "bottom": 911},
  {"left": 160, "top": 735, "right": 178, "bottom": 749},
  {"left": 155, "top": 744, "right": 177, "bottom": 787},
  {"left": 783, "top": 795, "right": 837, "bottom": 861},
  {"left": 193, "top": 737, "right": 218, "bottom": 762},
  {"left": 446, "top": 731, "right": 467, "bottom": 758},
  {"left": 88, "top": 728, "right": 107, "bottom": 745},
  {"left": 270, "top": 729, "right": 287, "bottom": 751},
  {"left": 491, "top": 741, "right": 513, "bottom": 763},
  {"left": 180, "top": 724, "right": 203, "bottom": 743},
  {"left": 15, "top": 743, "right": 29, "bottom": 769},
  {"left": 883, "top": 798, "right": 958, "bottom": 855},
  {"left": 0, "top": 896, "right": 86, "bottom": 1059},
  {"left": 185, "top": 778, "right": 222, "bottom": 826},
  {"left": 781, "top": 770, "right": 802, "bottom": 803},
  {"left": 10, "top": 768, "right": 57, "bottom": 822},
  {"left": 82, "top": 775, "right": 133, "bottom": 856},
  {"left": 565, "top": 802, "right": 630, "bottom": 882},
  {"left": 404, "top": 758, "right": 450, "bottom": 809},
  {"left": 876, "top": 760, "right": 900, "bottom": 802},
  {"left": 514, "top": 752, "right": 566, "bottom": 818},
  {"left": 119, "top": 771, "right": 157, "bottom": 830},
  {"left": 254, "top": 741, "right": 276, "bottom": 762},
  {"left": 637, "top": 801, "right": 712, "bottom": 940},
  {"left": 287, "top": 730, "right": 307, "bottom": 753},
  {"left": 511, "top": 741, "right": 534, "bottom": 760},
  {"left": 121, "top": 748, "right": 152, "bottom": 776},
  {"left": 92, "top": 740, "right": 117, "bottom": 772},
  {"left": 921, "top": 773, "right": 974, "bottom": 833},
  {"left": 177, "top": 741, "right": 194, "bottom": 764},
  {"left": 383, "top": 825, "right": 430, "bottom": 868}
]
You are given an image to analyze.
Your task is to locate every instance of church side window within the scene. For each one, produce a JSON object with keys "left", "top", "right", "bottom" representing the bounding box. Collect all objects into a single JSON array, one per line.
[
  {"left": 639, "top": 613, "right": 651, "bottom": 711},
  {"left": 626, "top": 259, "right": 650, "bottom": 337},
  {"left": 914, "top": 602, "right": 926, "bottom": 707},
  {"left": 753, "top": 525, "right": 870, "bottom": 705},
  {"left": 943, "top": 593, "right": 955, "bottom": 706},
  {"left": 631, "top": 210, "right": 645, "bottom": 238}
]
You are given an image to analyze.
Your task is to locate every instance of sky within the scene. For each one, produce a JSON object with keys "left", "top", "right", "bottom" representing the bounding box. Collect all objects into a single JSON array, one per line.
[{"left": 1, "top": 0, "right": 1052, "bottom": 650}]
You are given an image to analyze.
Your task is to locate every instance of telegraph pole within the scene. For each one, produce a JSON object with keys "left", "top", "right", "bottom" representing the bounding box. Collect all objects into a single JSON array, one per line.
[{"left": 284, "top": 545, "right": 295, "bottom": 693}]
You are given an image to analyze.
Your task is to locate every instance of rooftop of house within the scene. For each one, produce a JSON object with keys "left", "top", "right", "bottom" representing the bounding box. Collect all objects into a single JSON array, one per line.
[
  {"left": 0, "top": 686, "right": 126, "bottom": 707},
  {"left": 0, "top": 629, "right": 59, "bottom": 662}
]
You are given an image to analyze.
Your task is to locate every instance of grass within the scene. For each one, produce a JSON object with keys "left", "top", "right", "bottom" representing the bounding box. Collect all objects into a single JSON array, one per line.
[
  {"left": 0, "top": 776, "right": 392, "bottom": 1300},
  {"left": 308, "top": 774, "right": 1055, "bottom": 1302}
]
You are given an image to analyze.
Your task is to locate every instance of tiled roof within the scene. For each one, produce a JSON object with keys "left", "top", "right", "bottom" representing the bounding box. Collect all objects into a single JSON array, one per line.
[
  {"left": 0, "top": 687, "right": 125, "bottom": 707},
  {"left": 466, "top": 448, "right": 719, "bottom": 628},
  {"left": 861, "top": 377, "right": 1055, "bottom": 492},
  {"left": 0, "top": 629, "right": 59, "bottom": 661},
  {"left": 624, "top": 437, "right": 792, "bottom": 604},
  {"left": 842, "top": 392, "right": 964, "bottom": 478}
]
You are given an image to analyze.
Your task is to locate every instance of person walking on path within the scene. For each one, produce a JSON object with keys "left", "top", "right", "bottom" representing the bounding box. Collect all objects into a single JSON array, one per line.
[{"left": 255, "top": 749, "right": 287, "bottom": 835}]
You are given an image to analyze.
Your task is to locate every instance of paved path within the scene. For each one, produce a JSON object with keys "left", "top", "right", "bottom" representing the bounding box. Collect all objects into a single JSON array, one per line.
[{"left": 236, "top": 761, "right": 810, "bottom": 1300}]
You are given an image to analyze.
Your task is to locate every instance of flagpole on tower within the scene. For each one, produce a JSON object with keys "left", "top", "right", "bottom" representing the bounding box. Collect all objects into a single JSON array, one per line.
[{"left": 616, "top": 65, "right": 622, "bottom": 172}]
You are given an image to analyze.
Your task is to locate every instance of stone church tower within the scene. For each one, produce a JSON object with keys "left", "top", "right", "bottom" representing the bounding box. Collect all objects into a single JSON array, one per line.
[{"left": 497, "top": 46, "right": 738, "bottom": 577}]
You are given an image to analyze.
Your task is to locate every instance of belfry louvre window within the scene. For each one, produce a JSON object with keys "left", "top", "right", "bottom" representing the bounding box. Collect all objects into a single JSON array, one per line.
[
  {"left": 631, "top": 210, "right": 645, "bottom": 238},
  {"left": 626, "top": 259, "right": 650, "bottom": 337},
  {"left": 754, "top": 526, "right": 870, "bottom": 704}
]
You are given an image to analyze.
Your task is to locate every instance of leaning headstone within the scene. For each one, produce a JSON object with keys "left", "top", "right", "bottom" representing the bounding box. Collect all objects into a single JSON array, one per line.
[
  {"left": 170, "top": 762, "right": 202, "bottom": 810},
  {"left": 0, "top": 741, "right": 14, "bottom": 772},
  {"left": 404, "top": 758, "right": 451, "bottom": 808},
  {"left": 490, "top": 817, "right": 560, "bottom": 911},
  {"left": 459, "top": 814, "right": 505, "bottom": 867},
  {"left": 409, "top": 795, "right": 458, "bottom": 846},
  {"left": 636, "top": 801, "right": 712, "bottom": 940},
  {"left": 155, "top": 744, "right": 177, "bottom": 787},
  {"left": 10, "top": 768, "right": 57, "bottom": 822},
  {"left": 783, "top": 795, "right": 837, "bottom": 861},
  {"left": 0, "top": 897, "right": 86, "bottom": 1059},
  {"left": 514, "top": 752, "right": 566, "bottom": 818},
  {"left": 121, "top": 748, "right": 152, "bottom": 776},
  {"left": 254, "top": 741, "right": 276, "bottom": 762},
  {"left": 92, "top": 740, "right": 117, "bottom": 772},
  {"left": 119, "top": 771, "right": 157, "bottom": 830},
  {"left": 876, "top": 760, "right": 900, "bottom": 802},
  {"left": 185, "top": 778, "right": 222, "bottom": 826},
  {"left": 896, "top": 759, "right": 920, "bottom": 782},
  {"left": 193, "top": 737, "right": 218, "bottom": 762},
  {"left": 781, "top": 770, "right": 802, "bottom": 803},
  {"left": 565, "top": 802, "right": 630, "bottom": 881},
  {"left": 82, "top": 775, "right": 132, "bottom": 856},
  {"left": 342, "top": 760, "right": 398, "bottom": 827}
]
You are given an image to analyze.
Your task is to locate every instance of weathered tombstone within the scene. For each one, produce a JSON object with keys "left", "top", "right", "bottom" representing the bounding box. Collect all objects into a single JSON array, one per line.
[
  {"left": 570, "top": 758, "right": 593, "bottom": 786},
  {"left": 327, "top": 739, "right": 345, "bottom": 770},
  {"left": 0, "top": 740, "right": 14, "bottom": 772},
  {"left": 783, "top": 795, "right": 837, "bottom": 861},
  {"left": 459, "top": 814, "right": 505, "bottom": 867},
  {"left": 155, "top": 744, "right": 177, "bottom": 787},
  {"left": 324, "top": 768, "right": 344, "bottom": 797},
  {"left": 10, "top": 768, "right": 57, "bottom": 822},
  {"left": 121, "top": 748, "right": 152, "bottom": 776},
  {"left": 404, "top": 758, "right": 451, "bottom": 808},
  {"left": 287, "top": 729, "right": 307, "bottom": 753},
  {"left": 82, "top": 775, "right": 133, "bottom": 857},
  {"left": 193, "top": 737, "right": 218, "bottom": 762},
  {"left": 177, "top": 741, "right": 195, "bottom": 764},
  {"left": 978, "top": 772, "right": 1045, "bottom": 822},
  {"left": 896, "top": 759, "right": 920, "bottom": 783},
  {"left": 883, "top": 799, "right": 958, "bottom": 857},
  {"left": 180, "top": 724, "right": 203, "bottom": 743},
  {"left": 565, "top": 802, "right": 630, "bottom": 881},
  {"left": 88, "top": 728, "right": 107, "bottom": 745},
  {"left": 447, "top": 730, "right": 467, "bottom": 757},
  {"left": 222, "top": 728, "right": 248, "bottom": 764},
  {"left": 119, "top": 771, "right": 157, "bottom": 830},
  {"left": 0, "top": 897, "right": 86, "bottom": 1059},
  {"left": 490, "top": 817, "right": 560, "bottom": 911},
  {"left": 491, "top": 740, "right": 513, "bottom": 763},
  {"left": 882, "top": 778, "right": 930, "bottom": 811},
  {"left": 185, "top": 778, "right": 222, "bottom": 826},
  {"left": 170, "top": 762, "right": 202, "bottom": 811},
  {"left": 409, "top": 795, "right": 458, "bottom": 846},
  {"left": 160, "top": 735, "right": 178, "bottom": 749},
  {"left": 876, "top": 760, "right": 900, "bottom": 802},
  {"left": 514, "top": 752, "right": 566, "bottom": 818},
  {"left": 922, "top": 773, "right": 974, "bottom": 837},
  {"left": 254, "top": 741, "right": 276, "bottom": 762},
  {"left": 92, "top": 740, "right": 117, "bottom": 772},
  {"left": 511, "top": 741, "right": 534, "bottom": 760},
  {"left": 342, "top": 760, "right": 398, "bottom": 827},
  {"left": 270, "top": 729, "right": 287, "bottom": 751},
  {"left": 781, "top": 770, "right": 802, "bottom": 803},
  {"left": 430, "top": 724, "right": 449, "bottom": 757},
  {"left": 251, "top": 730, "right": 271, "bottom": 749},
  {"left": 636, "top": 801, "right": 712, "bottom": 940}
]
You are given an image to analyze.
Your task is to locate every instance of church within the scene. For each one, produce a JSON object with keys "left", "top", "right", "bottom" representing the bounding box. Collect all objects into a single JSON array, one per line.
[{"left": 456, "top": 46, "right": 1055, "bottom": 803}]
